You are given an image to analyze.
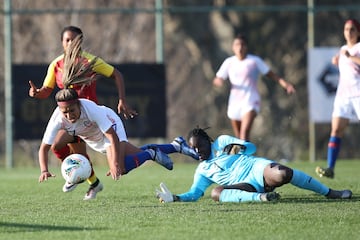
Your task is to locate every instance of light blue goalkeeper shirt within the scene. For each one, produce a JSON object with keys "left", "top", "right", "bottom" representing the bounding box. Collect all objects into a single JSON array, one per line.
[{"left": 177, "top": 135, "right": 273, "bottom": 202}]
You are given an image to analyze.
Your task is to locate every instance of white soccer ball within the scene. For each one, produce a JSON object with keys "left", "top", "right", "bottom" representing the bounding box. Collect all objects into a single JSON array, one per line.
[{"left": 61, "top": 154, "right": 92, "bottom": 184}]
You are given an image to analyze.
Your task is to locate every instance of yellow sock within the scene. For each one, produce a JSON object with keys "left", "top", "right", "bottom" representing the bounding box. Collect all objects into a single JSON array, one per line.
[{"left": 87, "top": 173, "right": 98, "bottom": 185}]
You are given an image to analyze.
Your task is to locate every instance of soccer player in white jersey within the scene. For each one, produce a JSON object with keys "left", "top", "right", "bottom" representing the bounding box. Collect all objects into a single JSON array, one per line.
[
  {"left": 213, "top": 33, "right": 296, "bottom": 140},
  {"left": 39, "top": 88, "right": 198, "bottom": 200},
  {"left": 37, "top": 34, "right": 198, "bottom": 200},
  {"left": 316, "top": 19, "right": 360, "bottom": 179},
  {"left": 156, "top": 127, "right": 352, "bottom": 203}
]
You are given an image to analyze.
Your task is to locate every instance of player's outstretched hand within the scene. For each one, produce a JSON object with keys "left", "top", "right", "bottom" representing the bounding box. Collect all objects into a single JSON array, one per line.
[
  {"left": 155, "top": 182, "right": 175, "bottom": 203},
  {"left": 38, "top": 171, "right": 56, "bottom": 182},
  {"left": 106, "top": 169, "right": 121, "bottom": 181},
  {"left": 29, "top": 80, "right": 39, "bottom": 97},
  {"left": 117, "top": 100, "right": 138, "bottom": 119}
]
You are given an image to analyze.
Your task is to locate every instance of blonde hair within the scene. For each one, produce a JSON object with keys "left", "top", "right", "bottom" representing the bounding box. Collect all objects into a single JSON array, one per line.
[
  {"left": 55, "top": 34, "right": 99, "bottom": 103},
  {"left": 62, "top": 34, "right": 99, "bottom": 89}
]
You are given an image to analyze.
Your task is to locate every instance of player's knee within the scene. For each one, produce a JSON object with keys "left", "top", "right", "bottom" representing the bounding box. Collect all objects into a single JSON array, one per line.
[
  {"left": 211, "top": 186, "right": 224, "bottom": 202},
  {"left": 267, "top": 163, "right": 293, "bottom": 186},
  {"left": 51, "top": 145, "right": 70, "bottom": 160}
]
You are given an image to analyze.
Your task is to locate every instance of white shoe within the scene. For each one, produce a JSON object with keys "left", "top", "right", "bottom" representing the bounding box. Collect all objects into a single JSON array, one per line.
[
  {"left": 83, "top": 182, "right": 103, "bottom": 200},
  {"left": 62, "top": 182, "right": 78, "bottom": 193}
]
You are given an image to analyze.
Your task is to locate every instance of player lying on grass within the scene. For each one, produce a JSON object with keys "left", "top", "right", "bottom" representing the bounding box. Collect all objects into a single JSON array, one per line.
[
  {"left": 156, "top": 127, "right": 352, "bottom": 203},
  {"left": 38, "top": 35, "right": 198, "bottom": 200}
]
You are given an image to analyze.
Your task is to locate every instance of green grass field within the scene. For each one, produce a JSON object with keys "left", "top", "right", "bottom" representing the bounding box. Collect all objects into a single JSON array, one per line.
[{"left": 0, "top": 159, "right": 359, "bottom": 240}]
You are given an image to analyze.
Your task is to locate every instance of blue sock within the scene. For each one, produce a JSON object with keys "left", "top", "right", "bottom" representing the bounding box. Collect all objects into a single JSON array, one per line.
[
  {"left": 290, "top": 169, "right": 329, "bottom": 195},
  {"left": 140, "top": 144, "right": 177, "bottom": 154},
  {"left": 327, "top": 136, "right": 341, "bottom": 169},
  {"left": 219, "top": 189, "right": 261, "bottom": 202},
  {"left": 124, "top": 150, "right": 152, "bottom": 173}
]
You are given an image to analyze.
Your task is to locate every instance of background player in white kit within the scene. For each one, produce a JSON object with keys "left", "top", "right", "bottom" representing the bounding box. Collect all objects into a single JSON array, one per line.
[
  {"left": 213, "top": 33, "right": 296, "bottom": 140},
  {"left": 316, "top": 19, "right": 360, "bottom": 179}
]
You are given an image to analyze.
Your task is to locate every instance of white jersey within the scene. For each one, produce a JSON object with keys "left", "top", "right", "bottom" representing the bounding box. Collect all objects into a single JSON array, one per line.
[
  {"left": 216, "top": 54, "right": 270, "bottom": 120},
  {"left": 336, "top": 42, "right": 360, "bottom": 98},
  {"left": 42, "top": 99, "right": 127, "bottom": 153},
  {"left": 331, "top": 42, "right": 360, "bottom": 120}
]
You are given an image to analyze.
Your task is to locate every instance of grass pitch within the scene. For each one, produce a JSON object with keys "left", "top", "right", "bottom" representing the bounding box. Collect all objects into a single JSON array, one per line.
[{"left": 0, "top": 160, "right": 359, "bottom": 240}]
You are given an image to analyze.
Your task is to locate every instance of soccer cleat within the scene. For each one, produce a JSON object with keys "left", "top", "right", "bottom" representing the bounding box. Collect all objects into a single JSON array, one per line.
[
  {"left": 62, "top": 182, "right": 78, "bottom": 193},
  {"left": 153, "top": 148, "right": 173, "bottom": 170},
  {"left": 83, "top": 182, "right": 103, "bottom": 200},
  {"left": 326, "top": 189, "right": 352, "bottom": 199},
  {"left": 172, "top": 136, "right": 199, "bottom": 160},
  {"left": 260, "top": 192, "right": 281, "bottom": 202},
  {"left": 315, "top": 166, "right": 334, "bottom": 179}
]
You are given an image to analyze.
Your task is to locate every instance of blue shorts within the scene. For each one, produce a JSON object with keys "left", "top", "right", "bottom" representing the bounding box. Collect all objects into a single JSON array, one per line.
[{"left": 242, "top": 157, "right": 273, "bottom": 193}]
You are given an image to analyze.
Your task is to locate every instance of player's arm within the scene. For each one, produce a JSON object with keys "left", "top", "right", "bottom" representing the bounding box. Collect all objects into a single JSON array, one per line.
[
  {"left": 38, "top": 142, "right": 56, "bottom": 182},
  {"left": 92, "top": 55, "right": 137, "bottom": 118},
  {"left": 344, "top": 50, "right": 360, "bottom": 65},
  {"left": 104, "top": 127, "right": 125, "bottom": 180},
  {"left": 213, "top": 76, "right": 225, "bottom": 87},
  {"left": 332, "top": 53, "right": 340, "bottom": 66},
  {"left": 265, "top": 70, "right": 295, "bottom": 94},
  {"left": 110, "top": 68, "right": 138, "bottom": 119},
  {"left": 28, "top": 80, "right": 53, "bottom": 99},
  {"left": 156, "top": 174, "right": 211, "bottom": 203},
  {"left": 29, "top": 59, "right": 58, "bottom": 99}
]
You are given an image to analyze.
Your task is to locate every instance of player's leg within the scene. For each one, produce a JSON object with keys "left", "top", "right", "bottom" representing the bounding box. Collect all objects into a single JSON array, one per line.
[
  {"left": 264, "top": 163, "right": 352, "bottom": 199},
  {"left": 316, "top": 117, "right": 348, "bottom": 178},
  {"left": 68, "top": 140, "right": 102, "bottom": 199},
  {"left": 51, "top": 129, "right": 73, "bottom": 160},
  {"left": 121, "top": 141, "right": 173, "bottom": 172},
  {"left": 328, "top": 117, "right": 348, "bottom": 167},
  {"left": 140, "top": 137, "right": 198, "bottom": 160},
  {"left": 238, "top": 110, "right": 257, "bottom": 141},
  {"left": 316, "top": 97, "right": 352, "bottom": 178},
  {"left": 211, "top": 185, "right": 279, "bottom": 202},
  {"left": 263, "top": 162, "right": 293, "bottom": 188},
  {"left": 230, "top": 119, "right": 241, "bottom": 139}
]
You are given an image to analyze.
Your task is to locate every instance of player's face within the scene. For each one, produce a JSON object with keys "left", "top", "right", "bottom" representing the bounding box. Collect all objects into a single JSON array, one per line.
[
  {"left": 232, "top": 38, "right": 247, "bottom": 59},
  {"left": 344, "top": 22, "right": 360, "bottom": 44},
  {"left": 188, "top": 136, "right": 211, "bottom": 161},
  {"left": 59, "top": 103, "right": 81, "bottom": 123},
  {"left": 62, "top": 31, "right": 79, "bottom": 51}
]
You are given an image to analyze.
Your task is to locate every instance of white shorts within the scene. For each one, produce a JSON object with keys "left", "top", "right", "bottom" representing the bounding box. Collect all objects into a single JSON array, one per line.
[
  {"left": 332, "top": 96, "right": 360, "bottom": 120},
  {"left": 227, "top": 102, "right": 260, "bottom": 120}
]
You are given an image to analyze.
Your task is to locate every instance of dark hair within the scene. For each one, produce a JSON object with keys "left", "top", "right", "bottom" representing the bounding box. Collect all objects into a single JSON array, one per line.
[
  {"left": 188, "top": 126, "right": 213, "bottom": 143},
  {"left": 234, "top": 33, "right": 248, "bottom": 44},
  {"left": 345, "top": 19, "right": 360, "bottom": 42},
  {"left": 55, "top": 88, "right": 79, "bottom": 102},
  {"left": 61, "top": 26, "right": 83, "bottom": 41}
]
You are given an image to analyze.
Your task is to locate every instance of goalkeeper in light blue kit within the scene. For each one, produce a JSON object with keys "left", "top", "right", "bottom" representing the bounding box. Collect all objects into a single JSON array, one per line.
[{"left": 156, "top": 127, "right": 352, "bottom": 203}]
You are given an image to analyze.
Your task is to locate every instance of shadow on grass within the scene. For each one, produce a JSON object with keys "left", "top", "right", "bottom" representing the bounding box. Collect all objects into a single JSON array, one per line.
[
  {"left": 0, "top": 221, "right": 105, "bottom": 233},
  {"left": 274, "top": 194, "right": 360, "bottom": 204}
]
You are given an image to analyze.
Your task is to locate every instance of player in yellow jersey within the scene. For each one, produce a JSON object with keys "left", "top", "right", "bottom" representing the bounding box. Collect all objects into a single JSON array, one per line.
[{"left": 29, "top": 26, "right": 136, "bottom": 199}]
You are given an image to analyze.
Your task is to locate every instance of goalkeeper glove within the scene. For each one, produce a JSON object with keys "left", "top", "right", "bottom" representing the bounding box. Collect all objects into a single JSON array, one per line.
[{"left": 155, "top": 182, "right": 175, "bottom": 203}]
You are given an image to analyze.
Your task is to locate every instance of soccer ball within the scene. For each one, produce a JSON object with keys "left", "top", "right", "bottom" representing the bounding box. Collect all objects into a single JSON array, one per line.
[{"left": 61, "top": 154, "right": 92, "bottom": 184}]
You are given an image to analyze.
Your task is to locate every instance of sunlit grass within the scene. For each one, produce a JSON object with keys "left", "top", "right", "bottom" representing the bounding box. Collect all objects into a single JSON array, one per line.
[{"left": 0, "top": 160, "right": 359, "bottom": 240}]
